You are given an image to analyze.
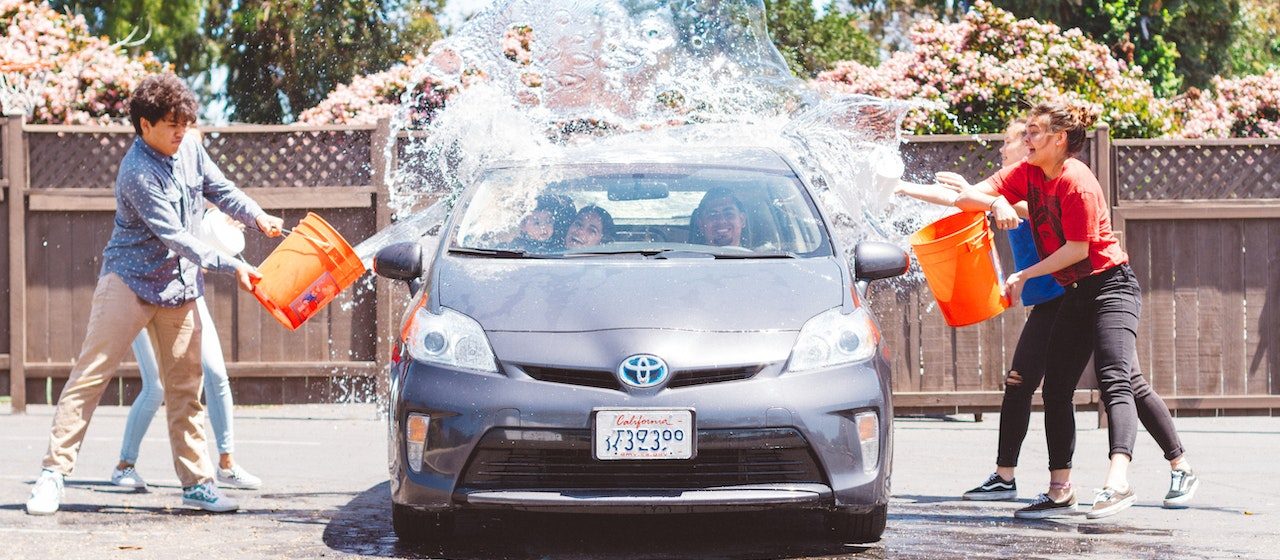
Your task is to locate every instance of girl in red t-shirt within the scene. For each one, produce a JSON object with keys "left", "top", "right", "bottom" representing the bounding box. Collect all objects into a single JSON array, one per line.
[{"left": 940, "top": 101, "right": 1197, "bottom": 520}]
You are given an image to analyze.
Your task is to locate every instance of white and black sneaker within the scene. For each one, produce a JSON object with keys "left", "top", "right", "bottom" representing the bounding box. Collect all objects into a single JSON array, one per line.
[
  {"left": 963, "top": 473, "right": 1017, "bottom": 501},
  {"left": 1163, "top": 469, "right": 1199, "bottom": 509},
  {"left": 1014, "top": 491, "right": 1078, "bottom": 519}
]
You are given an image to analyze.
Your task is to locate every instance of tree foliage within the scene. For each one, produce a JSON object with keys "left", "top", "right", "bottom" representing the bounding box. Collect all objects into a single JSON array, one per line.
[
  {"left": 207, "top": 0, "right": 442, "bottom": 123},
  {"left": 764, "top": 0, "right": 878, "bottom": 77},
  {"left": 49, "top": 0, "right": 216, "bottom": 77},
  {"left": 1228, "top": 0, "right": 1280, "bottom": 76},
  {"left": 975, "top": 1, "right": 1238, "bottom": 95},
  {"left": 849, "top": 0, "right": 1242, "bottom": 94}
]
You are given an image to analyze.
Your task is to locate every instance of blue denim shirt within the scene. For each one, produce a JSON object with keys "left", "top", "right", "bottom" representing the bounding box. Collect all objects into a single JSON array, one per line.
[{"left": 101, "top": 136, "right": 266, "bottom": 307}]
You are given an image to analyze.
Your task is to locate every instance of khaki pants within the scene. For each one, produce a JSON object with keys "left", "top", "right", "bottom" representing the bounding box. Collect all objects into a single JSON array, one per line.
[{"left": 41, "top": 273, "right": 213, "bottom": 487}]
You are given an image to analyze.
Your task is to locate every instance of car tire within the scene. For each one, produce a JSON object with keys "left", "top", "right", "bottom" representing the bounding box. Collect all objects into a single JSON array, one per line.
[
  {"left": 826, "top": 504, "right": 887, "bottom": 544},
  {"left": 392, "top": 503, "right": 454, "bottom": 543}
]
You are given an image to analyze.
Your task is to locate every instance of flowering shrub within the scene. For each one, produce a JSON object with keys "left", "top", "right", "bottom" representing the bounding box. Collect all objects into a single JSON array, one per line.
[
  {"left": 1172, "top": 70, "right": 1280, "bottom": 138},
  {"left": 0, "top": 0, "right": 164, "bottom": 124},
  {"left": 296, "top": 54, "right": 455, "bottom": 125},
  {"left": 814, "top": 1, "right": 1172, "bottom": 138}
]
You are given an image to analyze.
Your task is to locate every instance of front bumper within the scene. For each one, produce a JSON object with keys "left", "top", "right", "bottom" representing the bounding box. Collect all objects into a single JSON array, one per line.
[{"left": 389, "top": 355, "right": 892, "bottom": 514}]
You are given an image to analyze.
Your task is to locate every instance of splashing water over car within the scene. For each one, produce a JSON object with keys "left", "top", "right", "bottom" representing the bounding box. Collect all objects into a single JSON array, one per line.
[{"left": 347, "top": 0, "right": 945, "bottom": 272}]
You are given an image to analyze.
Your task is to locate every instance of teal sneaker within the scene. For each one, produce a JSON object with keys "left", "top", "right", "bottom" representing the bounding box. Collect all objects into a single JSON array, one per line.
[{"left": 182, "top": 482, "right": 239, "bottom": 513}]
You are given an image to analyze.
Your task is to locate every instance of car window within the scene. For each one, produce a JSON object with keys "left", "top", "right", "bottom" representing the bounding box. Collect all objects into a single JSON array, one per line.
[{"left": 452, "top": 164, "right": 830, "bottom": 257}]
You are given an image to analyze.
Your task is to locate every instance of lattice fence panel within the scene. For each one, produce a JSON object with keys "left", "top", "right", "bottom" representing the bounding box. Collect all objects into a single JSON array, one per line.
[
  {"left": 203, "top": 129, "right": 373, "bottom": 188},
  {"left": 1116, "top": 143, "right": 1280, "bottom": 200},
  {"left": 902, "top": 137, "right": 1096, "bottom": 184},
  {"left": 901, "top": 140, "right": 1002, "bottom": 183},
  {"left": 28, "top": 131, "right": 133, "bottom": 189}
]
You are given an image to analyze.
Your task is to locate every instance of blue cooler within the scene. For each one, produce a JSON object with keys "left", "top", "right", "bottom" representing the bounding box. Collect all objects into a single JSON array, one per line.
[{"left": 1009, "top": 221, "right": 1065, "bottom": 306}]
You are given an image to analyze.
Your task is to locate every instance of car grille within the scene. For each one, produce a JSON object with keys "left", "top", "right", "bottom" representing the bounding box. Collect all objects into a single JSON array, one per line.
[
  {"left": 456, "top": 428, "right": 826, "bottom": 491},
  {"left": 668, "top": 365, "right": 761, "bottom": 388},
  {"left": 522, "top": 365, "right": 622, "bottom": 390},
  {"left": 521, "top": 364, "right": 762, "bottom": 390}
]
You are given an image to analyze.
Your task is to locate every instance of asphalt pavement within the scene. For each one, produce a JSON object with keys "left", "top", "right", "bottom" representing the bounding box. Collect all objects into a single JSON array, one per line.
[{"left": 1, "top": 400, "right": 1275, "bottom": 559}]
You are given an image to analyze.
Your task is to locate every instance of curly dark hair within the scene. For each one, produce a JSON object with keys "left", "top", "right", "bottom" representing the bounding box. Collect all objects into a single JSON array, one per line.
[{"left": 128, "top": 74, "right": 198, "bottom": 135}]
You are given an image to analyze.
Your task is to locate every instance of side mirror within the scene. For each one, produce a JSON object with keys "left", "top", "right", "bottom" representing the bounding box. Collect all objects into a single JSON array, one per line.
[
  {"left": 854, "top": 241, "right": 910, "bottom": 287},
  {"left": 373, "top": 242, "right": 423, "bottom": 282}
]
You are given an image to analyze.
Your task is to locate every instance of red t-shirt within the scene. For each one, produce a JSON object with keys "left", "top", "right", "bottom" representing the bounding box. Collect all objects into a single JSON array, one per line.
[{"left": 987, "top": 158, "right": 1127, "bottom": 286}]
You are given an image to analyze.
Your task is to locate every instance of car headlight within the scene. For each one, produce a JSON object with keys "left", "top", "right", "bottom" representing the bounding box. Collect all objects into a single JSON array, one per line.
[
  {"left": 785, "top": 306, "right": 880, "bottom": 372},
  {"left": 404, "top": 305, "right": 499, "bottom": 373}
]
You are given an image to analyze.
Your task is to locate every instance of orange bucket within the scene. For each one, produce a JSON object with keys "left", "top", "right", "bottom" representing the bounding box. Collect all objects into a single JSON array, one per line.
[
  {"left": 251, "top": 212, "right": 367, "bottom": 330},
  {"left": 908, "top": 211, "right": 1009, "bottom": 327}
]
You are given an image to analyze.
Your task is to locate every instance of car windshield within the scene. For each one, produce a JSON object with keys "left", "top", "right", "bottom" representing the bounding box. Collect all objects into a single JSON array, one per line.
[{"left": 451, "top": 163, "right": 831, "bottom": 258}]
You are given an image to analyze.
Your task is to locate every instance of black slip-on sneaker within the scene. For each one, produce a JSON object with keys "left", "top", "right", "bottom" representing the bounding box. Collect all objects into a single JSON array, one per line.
[
  {"left": 1014, "top": 491, "right": 1078, "bottom": 519},
  {"left": 963, "top": 473, "right": 1018, "bottom": 501}
]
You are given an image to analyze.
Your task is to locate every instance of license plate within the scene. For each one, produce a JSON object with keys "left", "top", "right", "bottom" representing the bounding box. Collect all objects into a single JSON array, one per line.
[{"left": 593, "top": 409, "right": 695, "bottom": 460}]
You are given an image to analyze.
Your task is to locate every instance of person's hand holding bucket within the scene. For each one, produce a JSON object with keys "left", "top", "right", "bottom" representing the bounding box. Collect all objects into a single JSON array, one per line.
[
  {"left": 236, "top": 263, "right": 264, "bottom": 293},
  {"left": 256, "top": 214, "right": 285, "bottom": 238},
  {"left": 1003, "top": 270, "right": 1026, "bottom": 306}
]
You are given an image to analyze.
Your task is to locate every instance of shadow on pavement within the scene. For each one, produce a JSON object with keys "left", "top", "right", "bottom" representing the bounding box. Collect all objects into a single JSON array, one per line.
[{"left": 322, "top": 482, "right": 880, "bottom": 559}]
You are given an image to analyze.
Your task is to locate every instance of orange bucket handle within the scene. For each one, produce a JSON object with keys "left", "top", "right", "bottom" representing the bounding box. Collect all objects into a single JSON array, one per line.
[
  {"left": 301, "top": 232, "right": 344, "bottom": 265},
  {"left": 283, "top": 227, "right": 344, "bottom": 264}
]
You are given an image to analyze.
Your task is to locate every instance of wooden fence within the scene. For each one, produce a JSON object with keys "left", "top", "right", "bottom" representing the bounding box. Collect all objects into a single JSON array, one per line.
[{"left": 3, "top": 116, "right": 1278, "bottom": 416}]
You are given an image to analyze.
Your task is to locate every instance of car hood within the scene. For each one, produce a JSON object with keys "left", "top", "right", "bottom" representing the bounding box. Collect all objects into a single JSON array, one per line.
[{"left": 434, "top": 255, "right": 847, "bottom": 333}]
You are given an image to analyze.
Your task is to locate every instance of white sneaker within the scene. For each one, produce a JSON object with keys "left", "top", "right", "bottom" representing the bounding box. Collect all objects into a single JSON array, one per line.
[
  {"left": 181, "top": 481, "right": 239, "bottom": 513},
  {"left": 26, "top": 469, "right": 64, "bottom": 515},
  {"left": 216, "top": 465, "right": 262, "bottom": 490},
  {"left": 110, "top": 465, "right": 147, "bottom": 489}
]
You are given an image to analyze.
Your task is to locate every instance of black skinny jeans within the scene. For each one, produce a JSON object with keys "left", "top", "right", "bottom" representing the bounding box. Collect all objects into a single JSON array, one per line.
[{"left": 997, "top": 264, "right": 1184, "bottom": 470}]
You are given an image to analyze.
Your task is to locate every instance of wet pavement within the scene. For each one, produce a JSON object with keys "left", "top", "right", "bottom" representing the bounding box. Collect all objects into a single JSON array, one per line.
[{"left": 1, "top": 402, "right": 1274, "bottom": 559}]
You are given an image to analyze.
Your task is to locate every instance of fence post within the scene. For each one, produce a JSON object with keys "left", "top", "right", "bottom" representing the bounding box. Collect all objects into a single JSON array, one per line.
[
  {"left": 1095, "top": 123, "right": 1119, "bottom": 242},
  {"left": 371, "top": 118, "right": 393, "bottom": 402},
  {"left": 5, "top": 114, "right": 27, "bottom": 414}
]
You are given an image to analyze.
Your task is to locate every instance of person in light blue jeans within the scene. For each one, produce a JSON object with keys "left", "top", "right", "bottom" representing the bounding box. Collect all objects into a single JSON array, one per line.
[{"left": 113, "top": 296, "right": 261, "bottom": 490}]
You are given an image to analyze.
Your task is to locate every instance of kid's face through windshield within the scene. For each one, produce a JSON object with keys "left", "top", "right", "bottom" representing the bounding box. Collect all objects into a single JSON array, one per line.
[
  {"left": 566, "top": 212, "right": 605, "bottom": 248},
  {"left": 520, "top": 210, "right": 555, "bottom": 242}
]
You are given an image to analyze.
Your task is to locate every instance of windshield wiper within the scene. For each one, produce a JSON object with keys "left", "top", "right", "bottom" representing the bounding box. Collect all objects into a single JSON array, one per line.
[
  {"left": 708, "top": 250, "right": 801, "bottom": 259},
  {"left": 565, "top": 248, "right": 801, "bottom": 259},
  {"left": 565, "top": 248, "right": 674, "bottom": 258},
  {"left": 450, "top": 247, "right": 554, "bottom": 259}
]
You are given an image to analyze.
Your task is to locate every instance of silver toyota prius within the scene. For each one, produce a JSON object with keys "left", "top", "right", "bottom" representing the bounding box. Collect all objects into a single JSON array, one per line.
[{"left": 374, "top": 142, "right": 910, "bottom": 544}]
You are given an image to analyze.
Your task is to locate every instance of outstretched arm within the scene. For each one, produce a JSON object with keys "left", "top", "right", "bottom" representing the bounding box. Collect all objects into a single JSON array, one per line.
[
  {"left": 937, "top": 172, "right": 1020, "bottom": 230},
  {"left": 893, "top": 181, "right": 960, "bottom": 207}
]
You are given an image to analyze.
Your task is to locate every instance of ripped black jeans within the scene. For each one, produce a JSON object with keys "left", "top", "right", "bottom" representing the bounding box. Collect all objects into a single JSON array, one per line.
[{"left": 996, "top": 264, "right": 1184, "bottom": 470}]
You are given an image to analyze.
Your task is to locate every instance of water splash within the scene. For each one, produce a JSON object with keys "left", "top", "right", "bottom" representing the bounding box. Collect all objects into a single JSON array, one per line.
[
  {"left": 335, "top": 0, "right": 956, "bottom": 401},
  {"left": 355, "top": 1, "right": 949, "bottom": 269}
]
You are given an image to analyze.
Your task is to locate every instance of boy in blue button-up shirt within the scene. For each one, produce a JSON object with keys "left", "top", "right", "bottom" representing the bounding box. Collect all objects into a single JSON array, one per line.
[{"left": 26, "top": 74, "right": 284, "bottom": 515}]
